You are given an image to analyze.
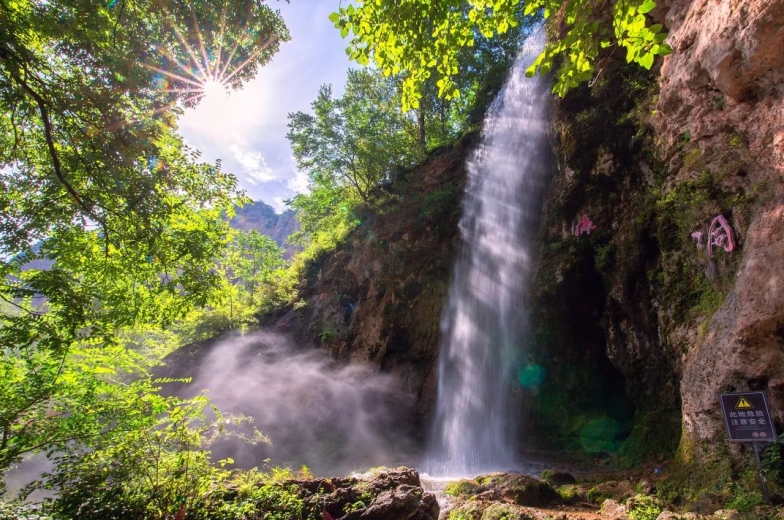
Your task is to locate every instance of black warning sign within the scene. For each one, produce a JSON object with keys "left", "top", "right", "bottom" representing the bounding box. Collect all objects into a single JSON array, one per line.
[{"left": 720, "top": 391, "right": 777, "bottom": 443}]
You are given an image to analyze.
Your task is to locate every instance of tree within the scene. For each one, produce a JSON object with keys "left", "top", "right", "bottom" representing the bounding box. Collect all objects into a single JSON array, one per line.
[
  {"left": 190, "top": 229, "right": 286, "bottom": 333},
  {"left": 330, "top": 0, "right": 672, "bottom": 108},
  {"left": 287, "top": 69, "right": 423, "bottom": 207},
  {"left": 226, "top": 230, "right": 285, "bottom": 307},
  {"left": 0, "top": 0, "right": 289, "bottom": 472}
]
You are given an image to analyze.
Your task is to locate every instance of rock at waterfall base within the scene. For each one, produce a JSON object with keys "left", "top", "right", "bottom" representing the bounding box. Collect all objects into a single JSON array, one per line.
[{"left": 288, "top": 467, "right": 438, "bottom": 520}]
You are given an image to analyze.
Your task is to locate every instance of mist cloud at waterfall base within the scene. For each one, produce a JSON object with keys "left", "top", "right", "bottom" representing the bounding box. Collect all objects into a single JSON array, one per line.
[{"left": 163, "top": 331, "right": 417, "bottom": 475}]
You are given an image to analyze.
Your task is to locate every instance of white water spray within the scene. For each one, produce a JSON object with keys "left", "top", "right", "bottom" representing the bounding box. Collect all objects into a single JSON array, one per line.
[{"left": 424, "top": 31, "right": 550, "bottom": 476}]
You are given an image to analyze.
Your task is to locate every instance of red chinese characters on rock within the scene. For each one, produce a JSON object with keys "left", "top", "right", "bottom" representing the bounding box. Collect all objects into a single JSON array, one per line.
[
  {"left": 708, "top": 215, "right": 735, "bottom": 256},
  {"left": 690, "top": 215, "right": 736, "bottom": 258},
  {"left": 573, "top": 215, "right": 597, "bottom": 236}
]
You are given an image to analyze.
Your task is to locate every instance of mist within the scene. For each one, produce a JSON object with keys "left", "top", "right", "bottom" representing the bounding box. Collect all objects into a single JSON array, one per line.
[{"left": 165, "top": 331, "right": 417, "bottom": 475}]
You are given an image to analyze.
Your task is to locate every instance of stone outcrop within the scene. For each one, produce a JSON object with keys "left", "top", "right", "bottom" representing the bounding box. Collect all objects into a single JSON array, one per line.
[
  {"left": 600, "top": 499, "right": 628, "bottom": 520},
  {"left": 290, "top": 467, "right": 438, "bottom": 520},
  {"left": 445, "top": 473, "right": 562, "bottom": 507},
  {"left": 231, "top": 200, "right": 300, "bottom": 257},
  {"left": 270, "top": 133, "right": 476, "bottom": 430},
  {"left": 530, "top": 0, "right": 784, "bottom": 474},
  {"left": 442, "top": 473, "right": 566, "bottom": 520},
  {"left": 654, "top": 0, "right": 784, "bottom": 455}
]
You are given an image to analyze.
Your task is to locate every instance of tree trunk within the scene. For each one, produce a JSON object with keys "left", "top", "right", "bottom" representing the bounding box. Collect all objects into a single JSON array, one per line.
[{"left": 417, "top": 108, "right": 426, "bottom": 148}]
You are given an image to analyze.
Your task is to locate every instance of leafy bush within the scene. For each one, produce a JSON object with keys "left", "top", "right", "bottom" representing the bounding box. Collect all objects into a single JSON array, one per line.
[
  {"left": 215, "top": 474, "right": 306, "bottom": 520},
  {"left": 628, "top": 494, "right": 662, "bottom": 520},
  {"left": 0, "top": 501, "right": 52, "bottom": 520},
  {"left": 37, "top": 397, "right": 267, "bottom": 520},
  {"left": 762, "top": 434, "right": 784, "bottom": 486},
  {"left": 724, "top": 491, "right": 762, "bottom": 513}
]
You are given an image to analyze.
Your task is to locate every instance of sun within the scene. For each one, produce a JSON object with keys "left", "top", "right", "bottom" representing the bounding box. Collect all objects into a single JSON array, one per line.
[
  {"left": 141, "top": 5, "right": 275, "bottom": 109},
  {"left": 201, "top": 78, "right": 229, "bottom": 100}
]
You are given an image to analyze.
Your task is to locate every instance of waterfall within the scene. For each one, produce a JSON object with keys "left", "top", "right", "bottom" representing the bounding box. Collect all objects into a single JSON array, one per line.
[{"left": 424, "top": 30, "right": 550, "bottom": 477}]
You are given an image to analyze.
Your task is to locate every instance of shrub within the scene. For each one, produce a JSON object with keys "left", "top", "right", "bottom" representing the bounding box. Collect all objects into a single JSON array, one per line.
[{"left": 628, "top": 494, "right": 662, "bottom": 520}]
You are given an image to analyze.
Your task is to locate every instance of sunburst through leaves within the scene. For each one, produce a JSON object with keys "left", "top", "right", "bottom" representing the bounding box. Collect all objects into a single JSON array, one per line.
[{"left": 142, "top": 2, "right": 284, "bottom": 109}]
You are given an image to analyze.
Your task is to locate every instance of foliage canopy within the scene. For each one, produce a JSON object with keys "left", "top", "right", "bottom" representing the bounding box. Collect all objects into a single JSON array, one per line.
[
  {"left": 0, "top": 0, "right": 289, "bottom": 474},
  {"left": 330, "top": 0, "right": 673, "bottom": 108}
]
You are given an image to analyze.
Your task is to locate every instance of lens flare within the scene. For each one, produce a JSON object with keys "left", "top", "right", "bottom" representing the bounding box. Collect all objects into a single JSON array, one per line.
[
  {"left": 100, "top": 3, "right": 279, "bottom": 135},
  {"left": 517, "top": 363, "right": 545, "bottom": 389},
  {"left": 201, "top": 78, "right": 228, "bottom": 99},
  {"left": 152, "top": 74, "right": 169, "bottom": 90},
  {"left": 140, "top": 5, "right": 275, "bottom": 108},
  {"left": 147, "top": 157, "right": 165, "bottom": 171}
]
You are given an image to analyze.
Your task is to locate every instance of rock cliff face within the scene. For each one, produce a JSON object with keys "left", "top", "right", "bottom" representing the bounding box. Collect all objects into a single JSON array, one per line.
[
  {"left": 231, "top": 201, "right": 300, "bottom": 257},
  {"left": 270, "top": 134, "right": 477, "bottom": 435},
  {"left": 656, "top": 0, "right": 784, "bottom": 458},
  {"left": 529, "top": 0, "right": 784, "bottom": 476},
  {"left": 265, "top": 0, "right": 782, "bottom": 481}
]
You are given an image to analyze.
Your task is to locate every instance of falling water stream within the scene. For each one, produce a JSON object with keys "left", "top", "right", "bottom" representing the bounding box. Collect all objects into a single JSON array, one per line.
[{"left": 424, "top": 31, "right": 550, "bottom": 477}]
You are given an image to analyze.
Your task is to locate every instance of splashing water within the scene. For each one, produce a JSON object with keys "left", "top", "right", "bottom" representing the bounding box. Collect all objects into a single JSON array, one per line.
[
  {"left": 166, "top": 331, "right": 416, "bottom": 475},
  {"left": 424, "top": 31, "right": 550, "bottom": 476}
]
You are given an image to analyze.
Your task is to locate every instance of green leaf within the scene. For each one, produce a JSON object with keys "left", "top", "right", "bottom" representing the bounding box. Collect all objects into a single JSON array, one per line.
[
  {"left": 639, "top": 52, "right": 655, "bottom": 69},
  {"left": 638, "top": 0, "right": 657, "bottom": 14}
]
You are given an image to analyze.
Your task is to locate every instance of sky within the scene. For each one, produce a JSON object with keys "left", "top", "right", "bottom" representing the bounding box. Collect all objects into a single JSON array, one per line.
[{"left": 177, "top": 1, "right": 353, "bottom": 213}]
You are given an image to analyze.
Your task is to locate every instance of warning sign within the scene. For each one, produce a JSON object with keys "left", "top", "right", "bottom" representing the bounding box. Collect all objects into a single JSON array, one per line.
[{"left": 720, "top": 391, "right": 777, "bottom": 443}]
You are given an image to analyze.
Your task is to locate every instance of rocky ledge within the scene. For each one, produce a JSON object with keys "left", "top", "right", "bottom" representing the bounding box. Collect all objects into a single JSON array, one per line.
[
  {"left": 286, "top": 467, "right": 438, "bottom": 520},
  {"left": 441, "top": 472, "right": 573, "bottom": 520},
  {"left": 437, "top": 472, "right": 784, "bottom": 520}
]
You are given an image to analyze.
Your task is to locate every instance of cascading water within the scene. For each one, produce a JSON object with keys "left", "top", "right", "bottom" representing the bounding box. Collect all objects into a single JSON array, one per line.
[{"left": 424, "top": 30, "right": 550, "bottom": 477}]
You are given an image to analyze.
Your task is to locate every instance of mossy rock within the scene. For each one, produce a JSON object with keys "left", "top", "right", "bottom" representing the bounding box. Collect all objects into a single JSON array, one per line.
[
  {"left": 541, "top": 469, "right": 577, "bottom": 486},
  {"left": 447, "top": 500, "right": 485, "bottom": 520},
  {"left": 474, "top": 473, "right": 561, "bottom": 507},
  {"left": 556, "top": 484, "right": 584, "bottom": 504},
  {"left": 446, "top": 479, "right": 480, "bottom": 497},
  {"left": 587, "top": 480, "right": 634, "bottom": 504},
  {"left": 480, "top": 503, "right": 533, "bottom": 520},
  {"left": 626, "top": 494, "right": 663, "bottom": 520}
]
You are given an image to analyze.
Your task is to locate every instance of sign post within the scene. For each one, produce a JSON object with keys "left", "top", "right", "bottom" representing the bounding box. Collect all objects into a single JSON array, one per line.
[{"left": 720, "top": 391, "right": 777, "bottom": 504}]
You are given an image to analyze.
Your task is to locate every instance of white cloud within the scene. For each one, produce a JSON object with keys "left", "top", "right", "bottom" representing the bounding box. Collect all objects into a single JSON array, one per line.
[
  {"left": 229, "top": 143, "right": 275, "bottom": 184},
  {"left": 271, "top": 197, "right": 288, "bottom": 213},
  {"left": 286, "top": 165, "right": 310, "bottom": 195}
]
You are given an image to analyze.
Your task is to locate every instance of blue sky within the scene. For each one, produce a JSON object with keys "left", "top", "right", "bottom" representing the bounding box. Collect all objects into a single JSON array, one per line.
[{"left": 177, "top": 1, "right": 353, "bottom": 212}]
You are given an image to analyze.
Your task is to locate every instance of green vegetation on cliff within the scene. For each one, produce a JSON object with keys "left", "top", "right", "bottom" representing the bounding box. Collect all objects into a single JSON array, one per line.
[{"left": 283, "top": 21, "right": 528, "bottom": 284}]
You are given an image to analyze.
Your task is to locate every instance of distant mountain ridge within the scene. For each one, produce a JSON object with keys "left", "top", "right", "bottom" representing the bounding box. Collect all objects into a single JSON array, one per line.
[{"left": 230, "top": 201, "right": 300, "bottom": 257}]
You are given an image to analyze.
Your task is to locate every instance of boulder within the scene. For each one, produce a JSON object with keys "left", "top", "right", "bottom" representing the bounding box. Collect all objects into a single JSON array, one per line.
[
  {"left": 343, "top": 485, "right": 439, "bottom": 520},
  {"left": 541, "top": 469, "right": 578, "bottom": 486},
  {"left": 601, "top": 499, "right": 629, "bottom": 520},
  {"left": 474, "top": 473, "right": 562, "bottom": 507},
  {"left": 290, "top": 467, "right": 439, "bottom": 520},
  {"left": 656, "top": 513, "right": 700, "bottom": 520},
  {"left": 588, "top": 481, "right": 635, "bottom": 504}
]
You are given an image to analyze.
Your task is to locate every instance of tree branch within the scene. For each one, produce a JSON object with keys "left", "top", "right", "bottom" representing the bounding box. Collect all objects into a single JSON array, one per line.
[{"left": 1, "top": 43, "right": 112, "bottom": 249}]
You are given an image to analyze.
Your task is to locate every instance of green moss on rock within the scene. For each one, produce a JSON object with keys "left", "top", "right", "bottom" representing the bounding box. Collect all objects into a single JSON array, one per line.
[
  {"left": 448, "top": 501, "right": 485, "bottom": 520},
  {"left": 556, "top": 484, "right": 581, "bottom": 504},
  {"left": 446, "top": 480, "right": 480, "bottom": 497},
  {"left": 480, "top": 503, "right": 532, "bottom": 520}
]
